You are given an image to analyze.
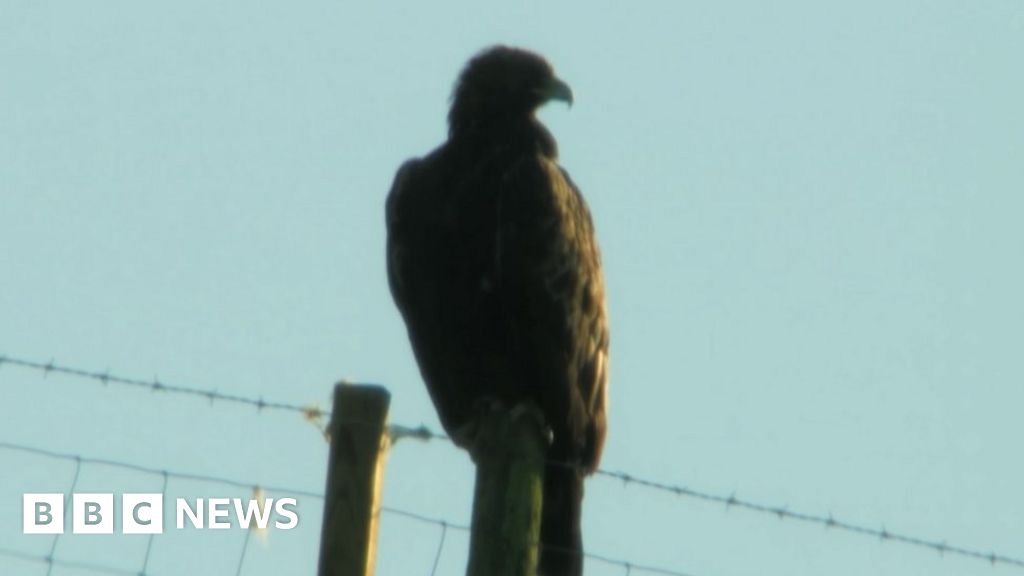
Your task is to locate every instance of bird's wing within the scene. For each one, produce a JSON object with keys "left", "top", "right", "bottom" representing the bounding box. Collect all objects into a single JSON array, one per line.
[
  {"left": 385, "top": 158, "right": 422, "bottom": 316},
  {"left": 496, "top": 156, "right": 609, "bottom": 471}
]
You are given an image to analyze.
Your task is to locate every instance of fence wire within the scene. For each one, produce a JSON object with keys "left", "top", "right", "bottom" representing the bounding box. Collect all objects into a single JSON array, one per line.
[
  {"left": 1, "top": 441, "right": 694, "bottom": 576},
  {"left": 0, "top": 546, "right": 139, "bottom": 576},
  {"left": 4, "top": 353, "right": 1024, "bottom": 572}
]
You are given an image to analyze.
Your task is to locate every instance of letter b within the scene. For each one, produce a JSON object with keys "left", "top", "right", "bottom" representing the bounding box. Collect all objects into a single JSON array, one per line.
[
  {"left": 73, "top": 494, "right": 113, "bottom": 534},
  {"left": 23, "top": 494, "right": 64, "bottom": 534}
]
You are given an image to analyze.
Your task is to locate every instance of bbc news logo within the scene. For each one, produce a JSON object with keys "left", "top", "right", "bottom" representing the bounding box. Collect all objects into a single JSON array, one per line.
[{"left": 23, "top": 494, "right": 299, "bottom": 534}]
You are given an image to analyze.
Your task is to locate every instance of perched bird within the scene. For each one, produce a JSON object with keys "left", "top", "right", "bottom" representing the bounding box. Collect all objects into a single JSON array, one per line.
[{"left": 386, "top": 46, "right": 609, "bottom": 576}]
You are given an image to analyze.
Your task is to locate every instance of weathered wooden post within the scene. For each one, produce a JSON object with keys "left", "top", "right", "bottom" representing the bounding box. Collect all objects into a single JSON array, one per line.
[
  {"left": 318, "top": 384, "right": 391, "bottom": 576},
  {"left": 466, "top": 406, "right": 547, "bottom": 576}
]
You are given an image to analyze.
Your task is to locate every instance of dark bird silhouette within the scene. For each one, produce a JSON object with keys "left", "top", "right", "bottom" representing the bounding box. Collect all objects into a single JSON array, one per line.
[{"left": 386, "top": 46, "right": 609, "bottom": 576}]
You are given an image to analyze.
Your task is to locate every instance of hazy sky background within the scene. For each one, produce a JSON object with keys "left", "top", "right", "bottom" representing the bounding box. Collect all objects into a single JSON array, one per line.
[{"left": 2, "top": 1, "right": 1022, "bottom": 575}]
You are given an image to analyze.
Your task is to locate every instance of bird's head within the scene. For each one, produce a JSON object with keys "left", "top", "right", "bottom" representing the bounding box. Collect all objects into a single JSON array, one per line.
[{"left": 448, "top": 46, "right": 573, "bottom": 138}]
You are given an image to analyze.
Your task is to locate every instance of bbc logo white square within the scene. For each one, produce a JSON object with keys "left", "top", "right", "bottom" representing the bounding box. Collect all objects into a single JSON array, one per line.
[
  {"left": 73, "top": 493, "right": 114, "bottom": 534},
  {"left": 23, "top": 493, "right": 64, "bottom": 534},
  {"left": 122, "top": 493, "right": 163, "bottom": 534}
]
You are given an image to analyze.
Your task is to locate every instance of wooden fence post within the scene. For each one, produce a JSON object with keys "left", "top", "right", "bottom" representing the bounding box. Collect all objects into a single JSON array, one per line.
[
  {"left": 318, "top": 383, "right": 391, "bottom": 576},
  {"left": 466, "top": 405, "right": 546, "bottom": 576}
]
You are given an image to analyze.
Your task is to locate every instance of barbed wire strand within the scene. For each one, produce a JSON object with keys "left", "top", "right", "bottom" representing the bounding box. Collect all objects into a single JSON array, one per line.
[
  {"left": 6, "top": 355, "right": 1024, "bottom": 570},
  {"left": 0, "top": 355, "right": 328, "bottom": 421},
  {"left": 0, "top": 354, "right": 450, "bottom": 442},
  {"left": 594, "top": 468, "right": 1024, "bottom": 569},
  {"left": 0, "top": 546, "right": 138, "bottom": 576},
  {"left": 2, "top": 441, "right": 692, "bottom": 576}
]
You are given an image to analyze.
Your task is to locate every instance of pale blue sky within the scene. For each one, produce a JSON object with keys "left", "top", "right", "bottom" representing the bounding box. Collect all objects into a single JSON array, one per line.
[{"left": 2, "top": 1, "right": 1023, "bottom": 575}]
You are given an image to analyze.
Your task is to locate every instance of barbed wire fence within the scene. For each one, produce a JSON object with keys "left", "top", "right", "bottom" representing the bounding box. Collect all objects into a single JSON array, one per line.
[{"left": 2, "top": 354, "right": 1023, "bottom": 574}]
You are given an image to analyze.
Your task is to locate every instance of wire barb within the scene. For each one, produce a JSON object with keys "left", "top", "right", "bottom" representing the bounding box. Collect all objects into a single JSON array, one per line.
[{"left": 389, "top": 423, "right": 448, "bottom": 444}]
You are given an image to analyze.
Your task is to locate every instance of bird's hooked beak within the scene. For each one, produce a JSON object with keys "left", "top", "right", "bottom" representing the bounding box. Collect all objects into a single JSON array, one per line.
[{"left": 540, "top": 77, "right": 574, "bottom": 108}]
